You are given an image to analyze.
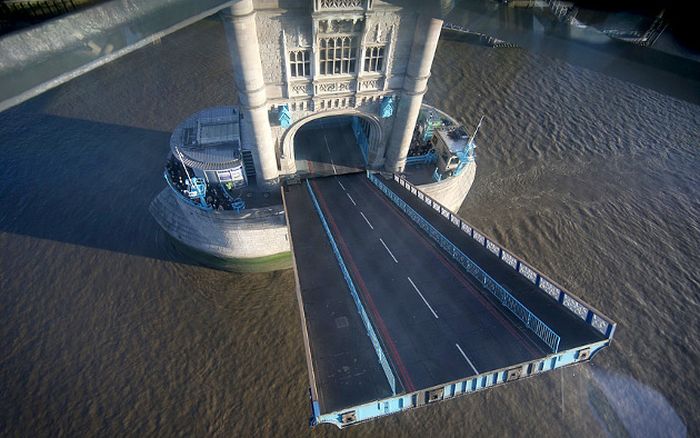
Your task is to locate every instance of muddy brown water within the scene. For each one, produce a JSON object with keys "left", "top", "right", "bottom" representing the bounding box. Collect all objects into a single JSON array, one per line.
[{"left": 0, "top": 16, "right": 697, "bottom": 437}]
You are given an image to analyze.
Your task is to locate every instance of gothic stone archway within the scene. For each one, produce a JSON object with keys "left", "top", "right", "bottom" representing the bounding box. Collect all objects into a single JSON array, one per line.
[{"left": 279, "top": 109, "right": 385, "bottom": 176}]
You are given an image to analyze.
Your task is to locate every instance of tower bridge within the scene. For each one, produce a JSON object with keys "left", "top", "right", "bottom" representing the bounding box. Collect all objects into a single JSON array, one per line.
[
  {"left": 147, "top": 1, "right": 616, "bottom": 427},
  {"left": 222, "top": 0, "right": 443, "bottom": 184},
  {"left": 284, "top": 172, "right": 615, "bottom": 427},
  {"left": 0, "top": 0, "right": 617, "bottom": 428}
]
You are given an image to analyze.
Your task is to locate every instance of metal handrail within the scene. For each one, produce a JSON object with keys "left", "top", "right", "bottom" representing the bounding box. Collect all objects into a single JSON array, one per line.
[
  {"left": 405, "top": 149, "right": 437, "bottom": 166},
  {"left": 368, "top": 172, "right": 561, "bottom": 352},
  {"left": 389, "top": 172, "right": 616, "bottom": 339},
  {"left": 163, "top": 170, "right": 212, "bottom": 211}
]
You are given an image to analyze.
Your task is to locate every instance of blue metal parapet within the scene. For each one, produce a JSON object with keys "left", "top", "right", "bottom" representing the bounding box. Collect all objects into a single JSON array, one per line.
[
  {"left": 351, "top": 116, "right": 369, "bottom": 163},
  {"left": 367, "top": 172, "right": 561, "bottom": 352},
  {"left": 405, "top": 149, "right": 437, "bottom": 166},
  {"left": 384, "top": 172, "right": 617, "bottom": 340}
]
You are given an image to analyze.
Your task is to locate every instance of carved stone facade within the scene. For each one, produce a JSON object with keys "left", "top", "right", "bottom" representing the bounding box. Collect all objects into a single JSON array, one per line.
[{"left": 225, "top": 0, "right": 442, "bottom": 181}]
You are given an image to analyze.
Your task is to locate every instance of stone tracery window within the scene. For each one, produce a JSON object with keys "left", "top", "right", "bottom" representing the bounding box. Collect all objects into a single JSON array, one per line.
[
  {"left": 289, "top": 50, "right": 311, "bottom": 77},
  {"left": 363, "top": 46, "right": 385, "bottom": 72},
  {"left": 319, "top": 37, "right": 357, "bottom": 75}
]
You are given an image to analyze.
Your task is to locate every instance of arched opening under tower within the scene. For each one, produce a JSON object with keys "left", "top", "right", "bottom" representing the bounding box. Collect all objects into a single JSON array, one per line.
[{"left": 293, "top": 115, "right": 374, "bottom": 178}]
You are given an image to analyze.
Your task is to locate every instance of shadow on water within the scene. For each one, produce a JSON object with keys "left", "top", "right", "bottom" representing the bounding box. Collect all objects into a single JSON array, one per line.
[{"left": 0, "top": 110, "right": 206, "bottom": 267}]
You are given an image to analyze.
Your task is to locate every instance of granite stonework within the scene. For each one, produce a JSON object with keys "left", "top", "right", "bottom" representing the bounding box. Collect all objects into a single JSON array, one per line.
[
  {"left": 151, "top": 1, "right": 475, "bottom": 269},
  {"left": 418, "top": 162, "right": 476, "bottom": 212},
  {"left": 222, "top": 0, "right": 442, "bottom": 182},
  {"left": 150, "top": 188, "right": 290, "bottom": 260}
]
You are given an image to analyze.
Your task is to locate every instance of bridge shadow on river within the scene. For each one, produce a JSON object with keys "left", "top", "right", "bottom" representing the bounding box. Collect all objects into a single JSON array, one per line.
[{"left": 0, "top": 110, "right": 206, "bottom": 266}]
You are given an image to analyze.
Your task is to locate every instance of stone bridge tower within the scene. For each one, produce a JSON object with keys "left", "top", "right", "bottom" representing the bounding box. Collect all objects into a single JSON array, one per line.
[{"left": 222, "top": 0, "right": 442, "bottom": 186}]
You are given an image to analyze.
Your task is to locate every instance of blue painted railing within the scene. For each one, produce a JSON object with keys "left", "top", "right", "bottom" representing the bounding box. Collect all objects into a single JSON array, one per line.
[
  {"left": 387, "top": 173, "right": 617, "bottom": 340},
  {"left": 163, "top": 171, "right": 212, "bottom": 211},
  {"left": 405, "top": 149, "right": 437, "bottom": 166},
  {"left": 367, "top": 172, "right": 561, "bottom": 352},
  {"left": 305, "top": 180, "right": 397, "bottom": 394}
]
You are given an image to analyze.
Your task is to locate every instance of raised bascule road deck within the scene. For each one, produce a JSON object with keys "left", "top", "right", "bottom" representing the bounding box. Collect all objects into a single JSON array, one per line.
[{"left": 282, "top": 172, "right": 615, "bottom": 428}]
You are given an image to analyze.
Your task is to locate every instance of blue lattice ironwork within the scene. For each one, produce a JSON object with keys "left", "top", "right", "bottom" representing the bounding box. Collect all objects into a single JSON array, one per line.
[
  {"left": 278, "top": 104, "right": 292, "bottom": 128},
  {"left": 367, "top": 172, "right": 562, "bottom": 353},
  {"left": 231, "top": 197, "right": 245, "bottom": 213},
  {"left": 351, "top": 116, "right": 369, "bottom": 163},
  {"left": 379, "top": 96, "right": 394, "bottom": 118},
  {"left": 419, "top": 110, "right": 442, "bottom": 143},
  {"left": 385, "top": 172, "right": 617, "bottom": 339},
  {"left": 406, "top": 149, "right": 437, "bottom": 166}
]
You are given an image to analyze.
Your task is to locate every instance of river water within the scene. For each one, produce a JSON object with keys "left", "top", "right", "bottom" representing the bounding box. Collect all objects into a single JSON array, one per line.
[{"left": 0, "top": 16, "right": 698, "bottom": 437}]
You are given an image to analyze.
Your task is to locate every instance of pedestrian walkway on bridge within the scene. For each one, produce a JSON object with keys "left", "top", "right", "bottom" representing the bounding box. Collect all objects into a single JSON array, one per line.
[{"left": 282, "top": 172, "right": 615, "bottom": 428}]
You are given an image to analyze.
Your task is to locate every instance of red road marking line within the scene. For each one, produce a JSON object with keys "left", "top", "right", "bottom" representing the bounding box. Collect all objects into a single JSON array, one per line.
[
  {"left": 361, "top": 177, "right": 545, "bottom": 357},
  {"left": 311, "top": 179, "right": 416, "bottom": 392}
]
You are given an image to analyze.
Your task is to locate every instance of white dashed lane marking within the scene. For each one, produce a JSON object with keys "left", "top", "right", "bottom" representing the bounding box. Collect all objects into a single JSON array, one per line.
[
  {"left": 455, "top": 343, "right": 479, "bottom": 374},
  {"left": 379, "top": 238, "right": 398, "bottom": 263},
  {"left": 407, "top": 276, "right": 439, "bottom": 319},
  {"left": 360, "top": 212, "right": 374, "bottom": 230}
]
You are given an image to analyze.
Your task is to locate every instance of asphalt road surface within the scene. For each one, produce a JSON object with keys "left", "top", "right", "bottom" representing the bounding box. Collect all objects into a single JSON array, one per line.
[
  {"left": 308, "top": 174, "right": 549, "bottom": 393},
  {"left": 284, "top": 172, "right": 602, "bottom": 413},
  {"left": 293, "top": 117, "right": 366, "bottom": 178}
]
